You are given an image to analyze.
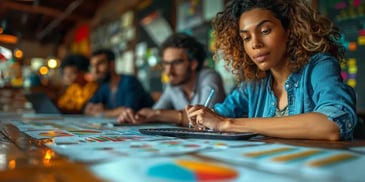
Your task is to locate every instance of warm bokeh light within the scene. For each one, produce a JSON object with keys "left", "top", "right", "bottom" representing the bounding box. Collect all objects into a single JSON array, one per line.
[
  {"left": 43, "top": 149, "right": 53, "bottom": 165},
  {"left": 0, "top": 34, "right": 18, "bottom": 44},
  {"left": 14, "top": 49, "right": 23, "bottom": 59},
  {"left": 39, "top": 66, "right": 49, "bottom": 75},
  {"left": 0, "top": 27, "right": 3, "bottom": 34},
  {"left": 30, "top": 58, "right": 44, "bottom": 71},
  {"left": 8, "top": 160, "right": 16, "bottom": 169},
  {"left": 47, "top": 58, "right": 58, "bottom": 69}
]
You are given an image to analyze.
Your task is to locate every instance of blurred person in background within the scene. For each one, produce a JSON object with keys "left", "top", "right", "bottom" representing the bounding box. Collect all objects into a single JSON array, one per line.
[
  {"left": 117, "top": 33, "right": 226, "bottom": 126},
  {"left": 84, "top": 49, "right": 154, "bottom": 118},
  {"left": 57, "top": 54, "right": 99, "bottom": 114}
]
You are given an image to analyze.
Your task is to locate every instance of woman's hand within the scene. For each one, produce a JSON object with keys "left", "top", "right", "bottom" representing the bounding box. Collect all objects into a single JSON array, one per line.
[{"left": 185, "top": 105, "right": 229, "bottom": 131}]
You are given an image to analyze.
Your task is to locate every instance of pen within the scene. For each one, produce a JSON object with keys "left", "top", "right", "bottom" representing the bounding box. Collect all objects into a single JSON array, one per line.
[
  {"left": 189, "top": 88, "right": 215, "bottom": 128},
  {"left": 204, "top": 88, "right": 215, "bottom": 107},
  {"left": 203, "top": 88, "right": 215, "bottom": 131}
]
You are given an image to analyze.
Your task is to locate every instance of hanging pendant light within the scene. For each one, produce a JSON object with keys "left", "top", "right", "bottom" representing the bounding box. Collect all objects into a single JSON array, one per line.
[{"left": 0, "top": 20, "right": 18, "bottom": 44}]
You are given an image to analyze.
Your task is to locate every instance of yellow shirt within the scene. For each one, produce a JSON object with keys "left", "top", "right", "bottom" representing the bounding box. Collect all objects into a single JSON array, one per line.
[{"left": 57, "top": 81, "right": 99, "bottom": 113}]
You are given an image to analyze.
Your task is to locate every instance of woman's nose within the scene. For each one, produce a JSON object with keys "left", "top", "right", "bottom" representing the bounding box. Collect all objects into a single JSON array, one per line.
[{"left": 251, "top": 36, "right": 263, "bottom": 49}]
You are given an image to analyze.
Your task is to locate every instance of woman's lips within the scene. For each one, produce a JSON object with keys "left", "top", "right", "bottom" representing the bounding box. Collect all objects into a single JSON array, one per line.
[{"left": 253, "top": 53, "right": 270, "bottom": 63}]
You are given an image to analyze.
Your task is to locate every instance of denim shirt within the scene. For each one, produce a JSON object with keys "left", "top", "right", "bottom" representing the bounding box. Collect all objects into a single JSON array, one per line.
[{"left": 214, "top": 53, "right": 357, "bottom": 140}]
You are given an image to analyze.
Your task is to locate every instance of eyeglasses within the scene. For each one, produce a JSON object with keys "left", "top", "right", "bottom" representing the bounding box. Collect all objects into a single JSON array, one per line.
[{"left": 160, "top": 59, "right": 185, "bottom": 67}]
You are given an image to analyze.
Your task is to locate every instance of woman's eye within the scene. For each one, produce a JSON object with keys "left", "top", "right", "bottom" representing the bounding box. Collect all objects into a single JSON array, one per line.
[
  {"left": 242, "top": 36, "right": 250, "bottom": 42},
  {"left": 262, "top": 29, "right": 271, "bottom": 34}
]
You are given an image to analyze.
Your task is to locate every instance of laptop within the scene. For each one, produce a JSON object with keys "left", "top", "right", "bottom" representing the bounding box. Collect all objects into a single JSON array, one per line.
[{"left": 24, "top": 92, "right": 61, "bottom": 114}]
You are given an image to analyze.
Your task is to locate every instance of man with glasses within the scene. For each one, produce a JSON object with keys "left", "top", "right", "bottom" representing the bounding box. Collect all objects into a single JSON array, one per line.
[{"left": 117, "top": 33, "right": 226, "bottom": 126}]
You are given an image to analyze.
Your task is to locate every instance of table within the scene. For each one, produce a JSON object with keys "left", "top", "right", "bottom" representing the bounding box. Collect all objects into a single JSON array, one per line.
[{"left": 1, "top": 114, "right": 365, "bottom": 182}]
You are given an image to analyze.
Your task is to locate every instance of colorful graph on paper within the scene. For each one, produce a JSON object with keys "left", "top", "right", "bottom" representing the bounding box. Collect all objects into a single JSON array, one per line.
[{"left": 147, "top": 160, "right": 239, "bottom": 181}]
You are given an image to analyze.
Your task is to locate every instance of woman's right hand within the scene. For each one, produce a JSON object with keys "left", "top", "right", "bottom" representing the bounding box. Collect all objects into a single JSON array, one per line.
[{"left": 185, "top": 105, "right": 228, "bottom": 131}]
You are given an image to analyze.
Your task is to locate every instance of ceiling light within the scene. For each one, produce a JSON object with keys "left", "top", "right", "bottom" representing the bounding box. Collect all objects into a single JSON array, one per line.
[
  {"left": 0, "top": 19, "right": 18, "bottom": 44},
  {"left": 14, "top": 49, "right": 23, "bottom": 59},
  {"left": 47, "top": 58, "right": 59, "bottom": 69}
]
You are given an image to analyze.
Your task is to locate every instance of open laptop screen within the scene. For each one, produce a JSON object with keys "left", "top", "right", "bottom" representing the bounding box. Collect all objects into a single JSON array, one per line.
[{"left": 24, "top": 92, "right": 61, "bottom": 114}]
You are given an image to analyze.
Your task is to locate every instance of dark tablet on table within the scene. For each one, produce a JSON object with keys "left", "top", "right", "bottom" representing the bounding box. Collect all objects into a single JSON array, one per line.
[{"left": 139, "top": 128, "right": 257, "bottom": 140}]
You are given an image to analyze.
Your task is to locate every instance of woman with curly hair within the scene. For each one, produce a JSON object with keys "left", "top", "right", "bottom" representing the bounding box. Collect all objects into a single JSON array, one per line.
[{"left": 185, "top": 0, "right": 357, "bottom": 140}]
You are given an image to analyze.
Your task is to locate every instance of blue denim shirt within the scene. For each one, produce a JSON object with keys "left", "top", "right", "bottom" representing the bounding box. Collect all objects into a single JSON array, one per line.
[
  {"left": 214, "top": 53, "right": 357, "bottom": 140},
  {"left": 88, "top": 75, "right": 154, "bottom": 111}
]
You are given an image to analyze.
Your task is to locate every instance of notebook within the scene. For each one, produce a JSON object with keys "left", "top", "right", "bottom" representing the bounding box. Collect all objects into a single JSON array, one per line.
[{"left": 24, "top": 92, "right": 61, "bottom": 114}]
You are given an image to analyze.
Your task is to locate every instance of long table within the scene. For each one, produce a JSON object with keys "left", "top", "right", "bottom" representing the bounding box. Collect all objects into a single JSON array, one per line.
[{"left": 1, "top": 113, "right": 365, "bottom": 182}]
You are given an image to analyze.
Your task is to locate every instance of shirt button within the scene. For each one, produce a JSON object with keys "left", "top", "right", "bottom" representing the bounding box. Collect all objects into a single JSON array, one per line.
[
  {"left": 285, "top": 84, "right": 290, "bottom": 88},
  {"left": 294, "top": 83, "right": 298, "bottom": 87},
  {"left": 348, "top": 123, "right": 352, "bottom": 128},
  {"left": 271, "top": 102, "right": 275, "bottom": 106}
]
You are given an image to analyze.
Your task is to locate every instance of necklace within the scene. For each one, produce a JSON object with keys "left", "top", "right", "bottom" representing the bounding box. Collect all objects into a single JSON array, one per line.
[{"left": 275, "top": 105, "right": 288, "bottom": 117}]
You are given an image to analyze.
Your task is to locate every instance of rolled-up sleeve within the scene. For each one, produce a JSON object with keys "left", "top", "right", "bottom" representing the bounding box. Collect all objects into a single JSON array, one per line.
[
  {"left": 316, "top": 104, "right": 356, "bottom": 140},
  {"left": 310, "top": 54, "right": 357, "bottom": 140}
]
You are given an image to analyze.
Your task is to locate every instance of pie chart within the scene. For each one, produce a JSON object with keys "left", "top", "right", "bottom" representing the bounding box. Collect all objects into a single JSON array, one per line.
[{"left": 147, "top": 159, "right": 238, "bottom": 181}]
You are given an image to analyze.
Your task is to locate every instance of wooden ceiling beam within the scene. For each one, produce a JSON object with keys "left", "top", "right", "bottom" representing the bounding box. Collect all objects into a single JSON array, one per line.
[{"left": 0, "top": 1, "right": 86, "bottom": 22}]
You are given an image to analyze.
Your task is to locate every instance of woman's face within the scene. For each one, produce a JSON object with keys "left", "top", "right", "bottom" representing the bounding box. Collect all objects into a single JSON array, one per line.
[{"left": 239, "top": 8, "right": 289, "bottom": 71}]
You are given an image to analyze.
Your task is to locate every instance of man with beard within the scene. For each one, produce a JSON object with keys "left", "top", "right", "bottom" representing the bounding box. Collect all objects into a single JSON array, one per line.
[
  {"left": 117, "top": 33, "right": 226, "bottom": 126},
  {"left": 84, "top": 49, "right": 154, "bottom": 117}
]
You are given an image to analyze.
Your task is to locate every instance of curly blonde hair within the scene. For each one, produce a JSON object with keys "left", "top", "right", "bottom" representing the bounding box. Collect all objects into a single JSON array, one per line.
[{"left": 212, "top": 0, "right": 344, "bottom": 81}]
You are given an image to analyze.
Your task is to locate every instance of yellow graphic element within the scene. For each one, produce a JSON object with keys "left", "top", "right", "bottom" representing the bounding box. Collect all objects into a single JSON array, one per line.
[
  {"left": 176, "top": 160, "right": 238, "bottom": 177},
  {"left": 38, "top": 131, "right": 73, "bottom": 137},
  {"left": 244, "top": 147, "right": 295, "bottom": 157},
  {"left": 272, "top": 150, "right": 321, "bottom": 162},
  {"left": 308, "top": 153, "right": 357, "bottom": 167}
]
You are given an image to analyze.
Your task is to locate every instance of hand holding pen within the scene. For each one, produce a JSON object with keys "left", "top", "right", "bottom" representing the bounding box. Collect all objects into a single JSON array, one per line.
[{"left": 188, "top": 88, "right": 215, "bottom": 128}]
